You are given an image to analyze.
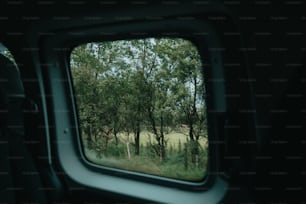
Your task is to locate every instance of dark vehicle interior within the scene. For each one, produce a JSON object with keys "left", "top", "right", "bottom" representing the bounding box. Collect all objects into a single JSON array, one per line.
[{"left": 1, "top": 1, "right": 306, "bottom": 203}]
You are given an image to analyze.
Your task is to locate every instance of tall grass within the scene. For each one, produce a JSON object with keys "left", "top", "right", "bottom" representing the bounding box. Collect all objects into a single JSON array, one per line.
[{"left": 83, "top": 131, "right": 208, "bottom": 181}]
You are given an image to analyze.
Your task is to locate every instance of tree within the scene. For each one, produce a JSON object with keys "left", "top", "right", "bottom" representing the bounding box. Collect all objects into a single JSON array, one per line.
[
  {"left": 70, "top": 38, "right": 207, "bottom": 166},
  {"left": 169, "top": 39, "right": 206, "bottom": 166}
]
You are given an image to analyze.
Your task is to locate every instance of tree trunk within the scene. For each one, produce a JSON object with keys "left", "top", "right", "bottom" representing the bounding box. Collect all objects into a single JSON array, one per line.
[
  {"left": 113, "top": 120, "right": 119, "bottom": 145},
  {"left": 134, "top": 121, "right": 140, "bottom": 155},
  {"left": 126, "top": 133, "right": 131, "bottom": 160},
  {"left": 184, "top": 143, "right": 188, "bottom": 170},
  {"left": 190, "top": 140, "right": 199, "bottom": 165},
  {"left": 114, "top": 131, "right": 118, "bottom": 145},
  {"left": 189, "top": 121, "right": 194, "bottom": 141},
  {"left": 160, "top": 115, "right": 165, "bottom": 161},
  {"left": 104, "top": 137, "right": 109, "bottom": 156},
  {"left": 148, "top": 106, "right": 165, "bottom": 161}
]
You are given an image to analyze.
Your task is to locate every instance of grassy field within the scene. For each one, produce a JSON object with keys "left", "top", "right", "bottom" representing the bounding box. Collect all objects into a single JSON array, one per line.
[
  {"left": 82, "top": 130, "right": 208, "bottom": 181},
  {"left": 84, "top": 148, "right": 207, "bottom": 181},
  {"left": 116, "top": 129, "right": 208, "bottom": 150}
]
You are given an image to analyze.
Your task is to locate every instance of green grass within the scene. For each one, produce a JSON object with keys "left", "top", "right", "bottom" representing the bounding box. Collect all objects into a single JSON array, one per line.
[
  {"left": 84, "top": 148, "right": 207, "bottom": 181},
  {"left": 82, "top": 130, "right": 208, "bottom": 181}
]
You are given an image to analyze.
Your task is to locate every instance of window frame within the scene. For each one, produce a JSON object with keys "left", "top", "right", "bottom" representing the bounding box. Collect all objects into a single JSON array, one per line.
[{"left": 40, "top": 18, "right": 227, "bottom": 203}]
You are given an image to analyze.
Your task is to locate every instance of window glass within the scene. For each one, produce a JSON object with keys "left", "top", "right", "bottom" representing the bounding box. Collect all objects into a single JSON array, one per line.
[{"left": 70, "top": 38, "right": 208, "bottom": 181}]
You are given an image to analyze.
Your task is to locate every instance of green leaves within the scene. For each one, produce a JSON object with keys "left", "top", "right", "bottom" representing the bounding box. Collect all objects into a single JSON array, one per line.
[{"left": 70, "top": 37, "right": 207, "bottom": 159}]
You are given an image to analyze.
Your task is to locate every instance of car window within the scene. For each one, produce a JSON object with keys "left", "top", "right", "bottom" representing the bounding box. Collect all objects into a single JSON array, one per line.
[{"left": 70, "top": 38, "right": 208, "bottom": 181}]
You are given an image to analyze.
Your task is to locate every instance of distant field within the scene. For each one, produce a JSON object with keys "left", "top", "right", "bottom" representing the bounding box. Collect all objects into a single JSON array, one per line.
[{"left": 116, "top": 130, "right": 208, "bottom": 149}]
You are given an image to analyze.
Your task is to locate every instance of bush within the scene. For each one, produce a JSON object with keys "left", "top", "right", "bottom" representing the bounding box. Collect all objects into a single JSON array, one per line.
[{"left": 107, "top": 141, "right": 126, "bottom": 158}]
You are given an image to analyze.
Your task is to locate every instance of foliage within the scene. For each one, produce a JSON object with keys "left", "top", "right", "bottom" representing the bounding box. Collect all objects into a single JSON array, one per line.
[{"left": 71, "top": 38, "right": 208, "bottom": 181}]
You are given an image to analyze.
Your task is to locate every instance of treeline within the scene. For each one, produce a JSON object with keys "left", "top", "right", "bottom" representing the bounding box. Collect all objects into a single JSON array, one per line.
[{"left": 70, "top": 38, "right": 207, "bottom": 167}]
